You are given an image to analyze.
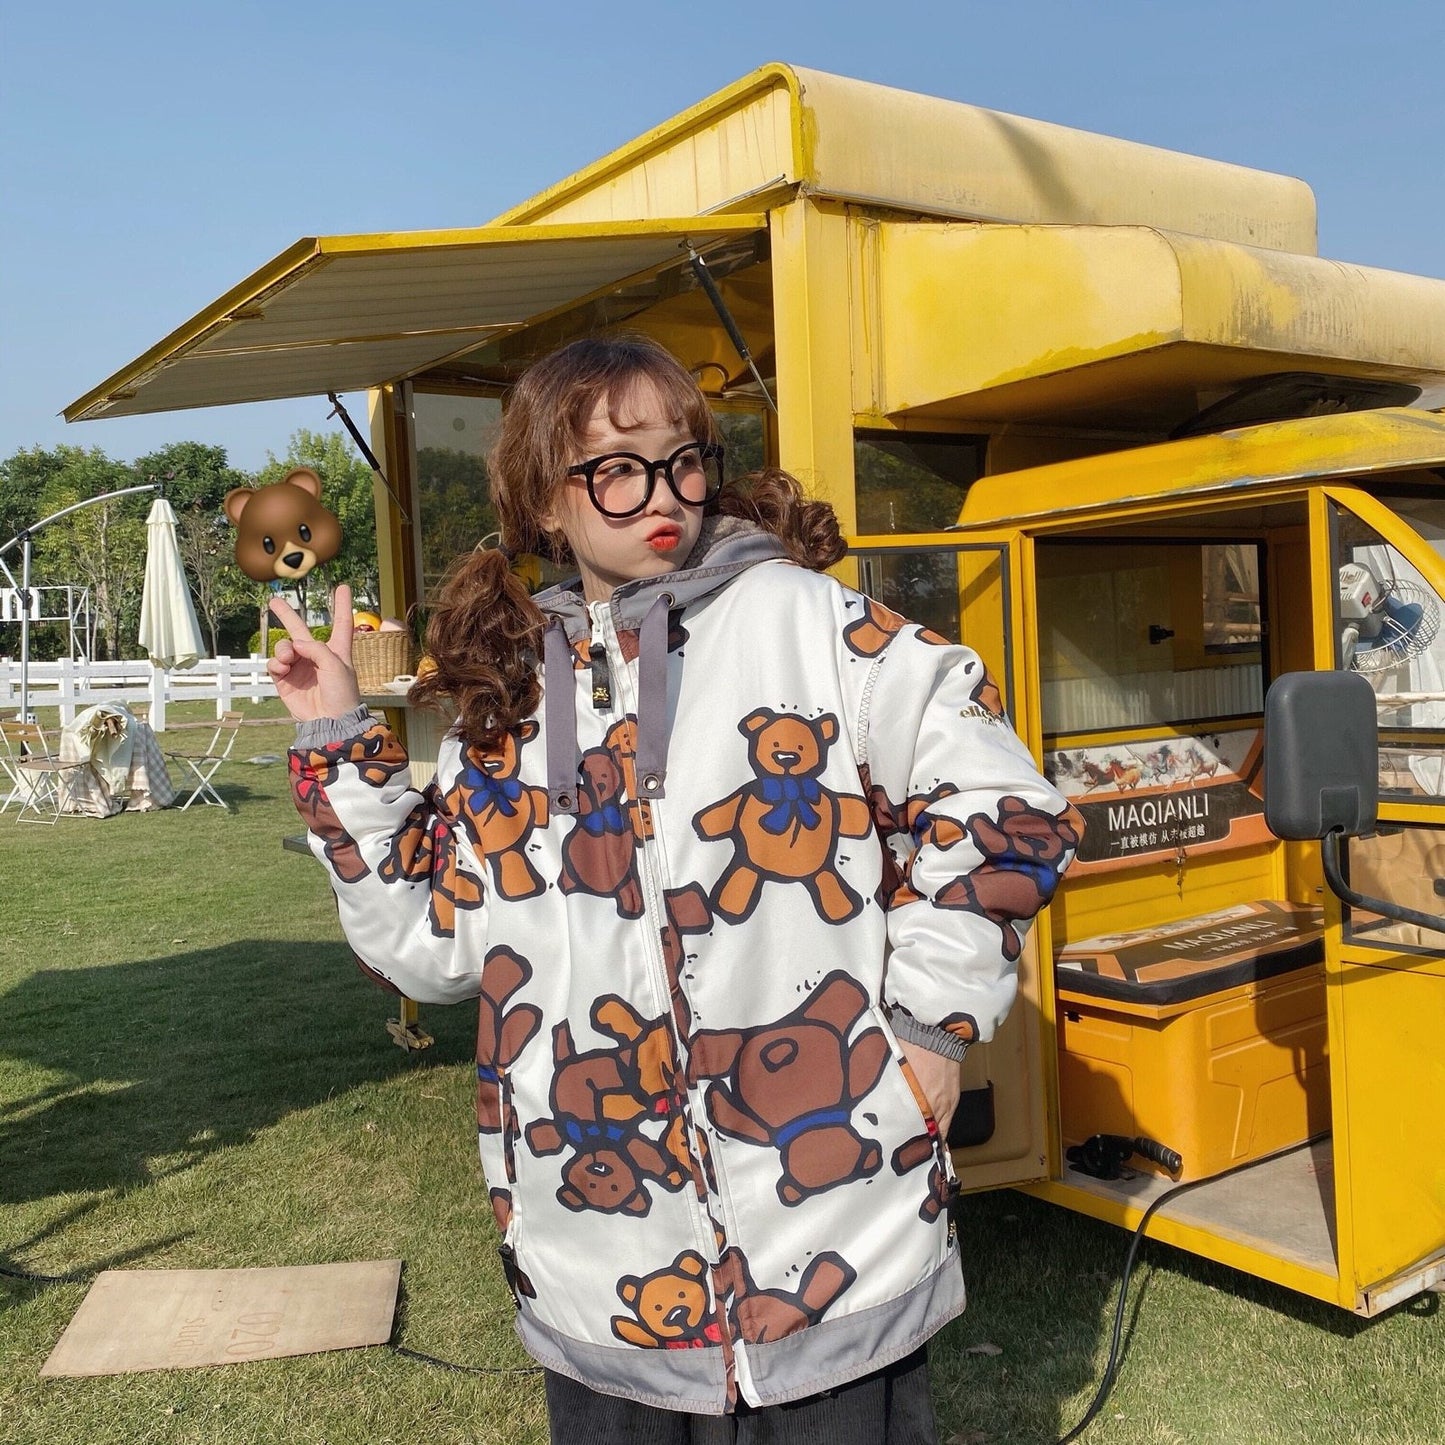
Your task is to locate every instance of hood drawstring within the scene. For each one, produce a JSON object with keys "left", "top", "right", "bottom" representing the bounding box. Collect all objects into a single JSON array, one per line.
[
  {"left": 543, "top": 621, "right": 578, "bottom": 813},
  {"left": 542, "top": 590, "right": 673, "bottom": 813},
  {"left": 633, "top": 592, "right": 672, "bottom": 801}
]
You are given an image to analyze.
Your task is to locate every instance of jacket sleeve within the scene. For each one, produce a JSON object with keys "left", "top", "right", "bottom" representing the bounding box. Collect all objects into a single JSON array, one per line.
[
  {"left": 289, "top": 708, "right": 486, "bottom": 1005},
  {"left": 860, "top": 624, "right": 1082, "bottom": 1051}
]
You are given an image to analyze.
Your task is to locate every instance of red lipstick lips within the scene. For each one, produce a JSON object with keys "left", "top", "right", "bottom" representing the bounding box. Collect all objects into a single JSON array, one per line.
[{"left": 647, "top": 526, "right": 682, "bottom": 552}]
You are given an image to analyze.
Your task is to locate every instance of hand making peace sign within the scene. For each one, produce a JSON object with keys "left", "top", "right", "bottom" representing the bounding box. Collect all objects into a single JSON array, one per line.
[{"left": 266, "top": 584, "right": 363, "bottom": 723}]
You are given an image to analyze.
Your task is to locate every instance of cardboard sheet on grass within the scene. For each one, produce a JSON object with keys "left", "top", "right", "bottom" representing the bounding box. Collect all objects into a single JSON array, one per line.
[{"left": 41, "top": 1260, "right": 401, "bottom": 1377}]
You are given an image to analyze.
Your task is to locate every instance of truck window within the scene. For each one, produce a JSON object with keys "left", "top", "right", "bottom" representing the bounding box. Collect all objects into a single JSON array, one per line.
[
  {"left": 414, "top": 391, "right": 504, "bottom": 599},
  {"left": 1334, "top": 498, "right": 1445, "bottom": 801},
  {"left": 853, "top": 431, "right": 983, "bottom": 535},
  {"left": 1036, "top": 539, "right": 1265, "bottom": 736}
]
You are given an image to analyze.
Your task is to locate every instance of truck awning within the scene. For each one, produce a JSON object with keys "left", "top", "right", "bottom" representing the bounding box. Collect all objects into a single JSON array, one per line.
[{"left": 66, "top": 218, "right": 765, "bottom": 421}]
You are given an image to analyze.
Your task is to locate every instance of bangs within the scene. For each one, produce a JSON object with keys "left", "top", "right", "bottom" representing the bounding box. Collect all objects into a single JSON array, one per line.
[{"left": 555, "top": 344, "right": 718, "bottom": 460}]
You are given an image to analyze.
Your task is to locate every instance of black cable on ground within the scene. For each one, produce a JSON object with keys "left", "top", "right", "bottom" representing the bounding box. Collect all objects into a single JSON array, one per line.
[
  {"left": 0, "top": 1261, "right": 95, "bottom": 1285},
  {"left": 1054, "top": 1136, "right": 1329, "bottom": 1444},
  {"left": 390, "top": 1345, "right": 540, "bottom": 1376}
]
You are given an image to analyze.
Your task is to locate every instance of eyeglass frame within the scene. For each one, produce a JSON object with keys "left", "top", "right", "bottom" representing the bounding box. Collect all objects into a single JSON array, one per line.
[{"left": 564, "top": 440, "right": 726, "bottom": 518}]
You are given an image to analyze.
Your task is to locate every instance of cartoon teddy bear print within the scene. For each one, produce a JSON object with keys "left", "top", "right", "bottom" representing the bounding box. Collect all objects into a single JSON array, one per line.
[
  {"left": 715, "top": 1246, "right": 857, "bottom": 1343},
  {"left": 224, "top": 467, "right": 342, "bottom": 582},
  {"left": 933, "top": 794, "right": 1083, "bottom": 962},
  {"left": 868, "top": 780, "right": 970, "bottom": 911},
  {"left": 524, "top": 1003, "right": 689, "bottom": 1216},
  {"left": 611, "top": 1250, "right": 721, "bottom": 1349},
  {"left": 378, "top": 790, "right": 484, "bottom": 938},
  {"left": 693, "top": 709, "right": 875, "bottom": 924},
  {"left": 289, "top": 726, "right": 412, "bottom": 882},
  {"left": 559, "top": 745, "right": 644, "bottom": 918},
  {"left": 453, "top": 722, "right": 550, "bottom": 901},
  {"left": 688, "top": 970, "right": 892, "bottom": 1206},
  {"left": 842, "top": 596, "right": 952, "bottom": 658},
  {"left": 475, "top": 947, "right": 542, "bottom": 1135}
]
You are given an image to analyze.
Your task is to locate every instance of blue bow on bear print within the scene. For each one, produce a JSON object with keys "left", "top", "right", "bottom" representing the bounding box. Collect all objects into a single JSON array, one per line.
[
  {"left": 578, "top": 801, "right": 628, "bottom": 836},
  {"left": 759, "top": 775, "right": 823, "bottom": 833},
  {"left": 465, "top": 765, "right": 524, "bottom": 817}
]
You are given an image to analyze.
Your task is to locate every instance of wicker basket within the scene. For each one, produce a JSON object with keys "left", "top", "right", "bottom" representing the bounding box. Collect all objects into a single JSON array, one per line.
[{"left": 352, "top": 630, "right": 415, "bottom": 692}]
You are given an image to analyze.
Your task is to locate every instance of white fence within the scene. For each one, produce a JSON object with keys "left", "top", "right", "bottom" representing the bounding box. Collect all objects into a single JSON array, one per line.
[{"left": 0, "top": 656, "right": 276, "bottom": 732}]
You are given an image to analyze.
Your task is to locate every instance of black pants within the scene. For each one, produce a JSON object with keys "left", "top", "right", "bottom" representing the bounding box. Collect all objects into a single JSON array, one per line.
[{"left": 543, "top": 1347, "right": 938, "bottom": 1444}]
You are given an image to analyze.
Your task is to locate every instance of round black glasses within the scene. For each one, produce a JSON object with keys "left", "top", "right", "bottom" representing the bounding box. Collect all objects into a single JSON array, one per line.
[{"left": 565, "top": 441, "right": 725, "bottom": 518}]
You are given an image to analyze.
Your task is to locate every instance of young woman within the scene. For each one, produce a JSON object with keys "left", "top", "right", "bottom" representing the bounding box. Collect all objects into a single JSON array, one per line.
[{"left": 270, "top": 336, "right": 1080, "bottom": 1442}]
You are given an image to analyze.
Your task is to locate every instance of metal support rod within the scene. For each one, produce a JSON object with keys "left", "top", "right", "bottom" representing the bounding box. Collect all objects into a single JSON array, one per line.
[
  {"left": 3, "top": 482, "right": 160, "bottom": 724},
  {"left": 327, "top": 392, "right": 410, "bottom": 524},
  {"left": 1322, "top": 830, "right": 1445, "bottom": 934},
  {"left": 687, "top": 248, "right": 777, "bottom": 414}
]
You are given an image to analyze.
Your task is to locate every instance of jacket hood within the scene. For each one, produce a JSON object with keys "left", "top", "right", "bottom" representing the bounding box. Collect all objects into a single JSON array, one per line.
[
  {"left": 532, "top": 515, "right": 790, "bottom": 815},
  {"left": 533, "top": 514, "right": 790, "bottom": 643}
]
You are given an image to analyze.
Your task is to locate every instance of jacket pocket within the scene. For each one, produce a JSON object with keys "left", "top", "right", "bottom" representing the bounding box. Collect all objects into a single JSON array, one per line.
[{"left": 871, "top": 1006, "right": 959, "bottom": 1198}]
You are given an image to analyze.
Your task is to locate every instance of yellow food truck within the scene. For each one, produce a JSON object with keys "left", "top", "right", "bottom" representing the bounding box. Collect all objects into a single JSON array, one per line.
[{"left": 68, "top": 63, "right": 1445, "bottom": 1317}]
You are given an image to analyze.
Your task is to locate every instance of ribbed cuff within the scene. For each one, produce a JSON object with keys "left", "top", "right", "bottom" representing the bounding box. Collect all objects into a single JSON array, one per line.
[
  {"left": 294, "top": 705, "right": 375, "bottom": 749},
  {"left": 888, "top": 1008, "right": 971, "bottom": 1062}
]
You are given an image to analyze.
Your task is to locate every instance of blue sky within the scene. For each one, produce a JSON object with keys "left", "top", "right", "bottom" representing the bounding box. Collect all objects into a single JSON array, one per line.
[{"left": 4, "top": 0, "right": 1444, "bottom": 473}]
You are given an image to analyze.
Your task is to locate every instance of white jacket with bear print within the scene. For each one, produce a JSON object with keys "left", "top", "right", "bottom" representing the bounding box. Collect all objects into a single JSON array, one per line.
[{"left": 289, "top": 518, "right": 1081, "bottom": 1412}]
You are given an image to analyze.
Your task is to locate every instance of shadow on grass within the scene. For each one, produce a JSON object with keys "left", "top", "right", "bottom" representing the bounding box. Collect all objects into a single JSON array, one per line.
[{"left": 0, "top": 939, "right": 475, "bottom": 1209}]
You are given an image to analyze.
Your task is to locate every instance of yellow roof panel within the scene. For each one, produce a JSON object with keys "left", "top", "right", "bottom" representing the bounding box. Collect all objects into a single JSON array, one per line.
[
  {"left": 962, "top": 408, "right": 1445, "bottom": 528},
  {"left": 865, "top": 224, "right": 1445, "bottom": 431},
  {"left": 67, "top": 219, "right": 764, "bottom": 421},
  {"left": 500, "top": 63, "right": 1315, "bottom": 253}
]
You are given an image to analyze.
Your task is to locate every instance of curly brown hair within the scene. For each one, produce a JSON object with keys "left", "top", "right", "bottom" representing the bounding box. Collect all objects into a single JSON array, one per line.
[{"left": 409, "top": 336, "right": 845, "bottom": 747}]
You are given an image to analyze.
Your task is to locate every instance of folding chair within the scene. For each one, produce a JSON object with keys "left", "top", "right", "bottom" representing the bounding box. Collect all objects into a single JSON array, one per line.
[
  {"left": 1, "top": 720, "right": 91, "bottom": 824},
  {"left": 165, "top": 712, "right": 243, "bottom": 811}
]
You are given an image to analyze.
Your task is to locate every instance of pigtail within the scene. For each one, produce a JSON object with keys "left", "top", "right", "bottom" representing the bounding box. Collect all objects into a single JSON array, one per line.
[
  {"left": 408, "top": 547, "right": 545, "bottom": 749},
  {"left": 716, "top": 468, "right": 846, "bottom": 572}
]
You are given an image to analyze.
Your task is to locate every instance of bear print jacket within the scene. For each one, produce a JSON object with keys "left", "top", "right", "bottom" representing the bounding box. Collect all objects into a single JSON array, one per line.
[{"left": 290, "top": 516, "right": 1081, "bottom": 1413}]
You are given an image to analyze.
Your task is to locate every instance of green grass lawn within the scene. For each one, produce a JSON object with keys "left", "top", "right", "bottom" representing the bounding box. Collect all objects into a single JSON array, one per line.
[{"left": 3, "top": 700, "right": 1443, "bottom": 1444}]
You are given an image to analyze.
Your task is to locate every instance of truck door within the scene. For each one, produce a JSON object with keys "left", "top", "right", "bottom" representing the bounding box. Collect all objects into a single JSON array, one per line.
[
  {"left": 852, "top": 532, "right": 1052, "bottom": 1190},
  {"left": 1316, "top": 486, "right": 1445, "bottom": 1309}
]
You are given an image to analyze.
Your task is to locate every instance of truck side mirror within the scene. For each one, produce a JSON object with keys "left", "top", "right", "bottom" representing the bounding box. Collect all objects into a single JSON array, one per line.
[
  {"left": 1263, "top": 670, "right": 1378, "bottom": 840},
  {"left": 1265, "top": 669, "right": 1445, "bottom": 935}
]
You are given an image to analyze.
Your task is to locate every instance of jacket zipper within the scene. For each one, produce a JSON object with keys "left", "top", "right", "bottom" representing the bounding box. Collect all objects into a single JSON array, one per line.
[{"left": 589, "top": 603, "right": 726, "bottom": 1276}]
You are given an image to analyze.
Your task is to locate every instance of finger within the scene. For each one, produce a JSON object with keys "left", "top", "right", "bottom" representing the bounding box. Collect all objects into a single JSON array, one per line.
[
  {"left": 331, "top": 583, "right": 354, "bottom": 666},
  {"left": 268, "top": 595, "right": 312, "bottom": 644}
]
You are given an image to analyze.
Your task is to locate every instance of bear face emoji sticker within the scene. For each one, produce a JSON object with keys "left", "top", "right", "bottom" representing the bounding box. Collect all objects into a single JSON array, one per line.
[{"left": 223, "top": 467, "right": 342, "bottom": 582}]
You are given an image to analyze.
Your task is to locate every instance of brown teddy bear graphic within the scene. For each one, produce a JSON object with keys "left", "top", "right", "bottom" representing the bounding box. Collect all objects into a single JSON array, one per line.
[
  {"left": 524, "top": 1008, "right": 688, "bottom": 1216},
  {"left": 890, "top": 1133, "right": 953, "bottom": 1222},
  {"left": 224, "top": 467, "right": 342, "bottom": 582},
  {"left": 842, "top": 597, "right": 952, "bottom": 658},
  {"left": 867, "top": 781, "right": 969, "bottom": 911},
  {"left": 454, "top": 723, "right": 550, "bottom": 901},
  {"left": 611, "top": 1250, "right": 721, "bottom": 1348},
  {"left": 658, "top": 883, "right": 713, "bottom": 1036},
  {"left": 716, "top": 1246, "right": 857, "bottom": 1343},
  {"left": 559, "top": 746, "right": 644, "bottom": 918},
  {"left": 688, "top": 971, "right": 892, "bottom": 1205},
  {"left": 290, "top": 727, "right": 413, "bottom": 884},
  {"left": 603, "top": 715, "right": 654, "bottom": 841},
  {"left": 475, "top": 948, "right": 542, "bottom": 1134},
  {"left": 693, "top": 709, "right": 874, "bottom": 924},
  {"left": 378, "top": 793, "right": 484, "bottom": 938},
  {"left": 934, "top": 794, "right": 1082, "bottom": 962}
]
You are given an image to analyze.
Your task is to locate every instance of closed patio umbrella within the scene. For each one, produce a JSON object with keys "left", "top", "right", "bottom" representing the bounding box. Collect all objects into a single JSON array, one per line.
[{"left": 138, "top": 498, "right": 205, "bottom": 670}]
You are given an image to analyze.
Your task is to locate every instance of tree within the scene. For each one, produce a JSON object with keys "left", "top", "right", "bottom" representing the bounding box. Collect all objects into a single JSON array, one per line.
[
  {"left": 24, "top": 447, "right": 148, "bottom": 660},
  {"left": 259, "top": 431, "right": 381, "bottom": 620}
]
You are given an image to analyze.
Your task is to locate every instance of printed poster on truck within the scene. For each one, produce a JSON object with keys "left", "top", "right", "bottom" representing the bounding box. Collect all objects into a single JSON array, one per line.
[{"left": 1043, "top": 729, "right": 1267, "bottom": 873}]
